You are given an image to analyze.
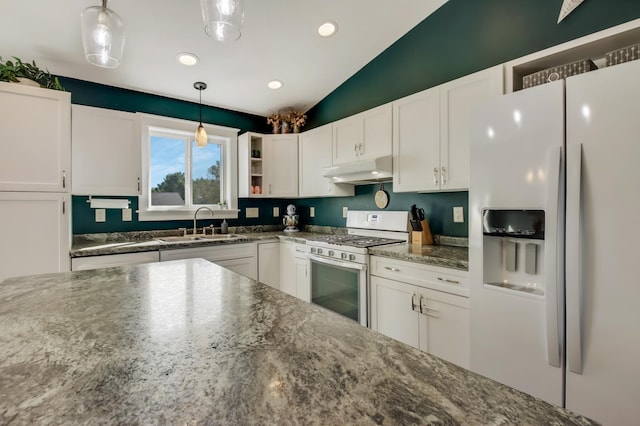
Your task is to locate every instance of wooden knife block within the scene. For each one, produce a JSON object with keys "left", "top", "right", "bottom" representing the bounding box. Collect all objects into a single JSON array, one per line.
[{"left": 411, "top": 219, "right": 433, "bottom": 246}]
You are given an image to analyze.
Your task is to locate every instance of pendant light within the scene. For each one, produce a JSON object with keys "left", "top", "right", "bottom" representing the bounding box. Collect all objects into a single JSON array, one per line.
[
  {"left": 200, "top": 0, "right": 246, "bottom": 42},
  {"left": 194, "top": 82, "right": 208, "bottom": 147},
  {"left": 81, "top": 0, "right": 125, "bottom": 68}
]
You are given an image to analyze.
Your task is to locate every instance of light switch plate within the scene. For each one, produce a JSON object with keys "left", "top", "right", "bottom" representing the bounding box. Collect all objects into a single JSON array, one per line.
[
  {"left": 95, "top": 209, "right": 106, "bottom": 223},
  {"left": 310, "top": 207, "right": 315, "bottom": 218},
  {"left": 453, "top": 206, "right": 464, "bottom": 223},
  {"left": 273, "top": 207, "right": 279, "bottom": 217},
  {"left": 342, "top": 207, "right": 348, "bottom": 218},
  {"left": 122, "top": 208, "right": 132, "bottom": 222},
  {"left": 246, "top": 207, "right": 259, "bottom": 218}
]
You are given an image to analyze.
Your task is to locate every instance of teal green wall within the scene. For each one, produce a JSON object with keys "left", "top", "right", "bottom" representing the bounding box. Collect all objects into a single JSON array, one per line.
[
  {"left": 306, "top": 0, "right": 640, "bottom": 127},
  {"left": 59, "top": 77, "right": 270, "bottom": 134},
  {"left": 73, "top": 186, "right": 468, "bottom": 237},
  {"left": 68, "top": 0, "right": 640, "bottom": 237}
]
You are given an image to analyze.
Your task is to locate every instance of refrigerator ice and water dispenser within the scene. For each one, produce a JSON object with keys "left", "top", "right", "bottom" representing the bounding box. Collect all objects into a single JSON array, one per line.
[{"left": 482, "top": 209, "right": 545, "bottom": 295}]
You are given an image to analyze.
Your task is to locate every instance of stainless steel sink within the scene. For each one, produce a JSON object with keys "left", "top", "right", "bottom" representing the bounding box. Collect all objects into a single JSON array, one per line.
[{"left": 156, "top": 234, "right": 245, "bottom": 243}]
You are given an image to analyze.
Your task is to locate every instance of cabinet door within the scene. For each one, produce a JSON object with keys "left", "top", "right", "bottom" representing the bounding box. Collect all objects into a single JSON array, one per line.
[
  {"left": 332, "top": 116, "right": 361, "bottom": 164},
  {"left": 0, "top": 82, "right": 70, "bottom": 192},
  {"left": 258, "top": 242, "right": 280, "bottom": 289},
  {"left": 361, "top": 103, "right": 392, "bottom": 161},
  {"left": 392, "top": 86, "right": 441, "bottom": 192},
  {"left": 72, "top": 105, "right": 140, "bottom": 195},
  {"left": 370, "top": 275, "right": 421, "bottom": 349},
  {"left": 216, "top": 257, "right": 257, "bottom": 280},
  {"left": 71, "top": 251, "right": 159, "bottom": 271},
  {"left": 279, "top": 242, "right": 296, "bottom": 297},
  {"left": 294, "top": 256, "right": 309, "bottom": 302},
  {"left": 263, "top": 134, "right": 298, "bottom": 197},
  {"left": 0, "top": 192, "right": 70, "bottom": 282},
  {"left": 439, "top": 65, "right": 503, "bottom": 191},
  {"left": 298, "top": 125, "right": 354, "bottom": 198},
  {"left": 421, "top": 288, "right": 470, "bottom": 368}
]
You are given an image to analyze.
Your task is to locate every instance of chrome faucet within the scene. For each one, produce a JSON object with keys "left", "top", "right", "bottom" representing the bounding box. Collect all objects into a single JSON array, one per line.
[{"left": 193, "top": 206, "right": 215, "bottom": 235}]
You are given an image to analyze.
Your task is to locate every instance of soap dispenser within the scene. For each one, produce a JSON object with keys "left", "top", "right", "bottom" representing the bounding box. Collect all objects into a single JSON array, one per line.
[{"left": 221, "top": 219, "right": 228, "bottom": 234}]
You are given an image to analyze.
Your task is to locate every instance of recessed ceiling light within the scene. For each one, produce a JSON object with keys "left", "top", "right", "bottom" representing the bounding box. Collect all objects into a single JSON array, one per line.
[
  {"left": 268, "top": 80, "right": 283, "bottom": 90},
  {"left": 177, "top": 53, "right": 199, "bottom": 66},
  {"left": 317, "top": 21, "right": 338, "bottom": 37}
]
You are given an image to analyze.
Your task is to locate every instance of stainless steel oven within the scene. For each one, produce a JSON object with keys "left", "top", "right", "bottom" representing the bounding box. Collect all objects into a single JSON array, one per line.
[
  {"left": 305, "top": 211, "right": 410, "bottom": 328},
  {"left": 307, "top": 253, "right": 368, "bottom": 326}
]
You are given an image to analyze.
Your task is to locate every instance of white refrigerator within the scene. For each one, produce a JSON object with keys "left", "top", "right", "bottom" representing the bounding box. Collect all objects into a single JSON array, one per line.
[{"left": 469, "top": 59, "right": 640, "bottom": 425}]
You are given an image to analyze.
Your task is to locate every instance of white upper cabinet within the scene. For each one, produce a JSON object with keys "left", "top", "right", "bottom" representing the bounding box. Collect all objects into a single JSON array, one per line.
[
  {"left": 263, "top": 134, "right": 298, "bottom": 197},
  {"left": 0, "top": 82, "right": 70, "bottom": 192},
  {"left": 332, "top": 103, "right": 392, "bottom": 164},
  {"left": 239, "top": 132, "right": 298, "bottom": 198},
  {"left": 71, "top": 105, "right": 141, "bottom": 195},
  {"left": 298, "top": 124, "right": 354, "bottom": 198},
  {"left": 393, "top": 66, "right": 503, "bottom": 192},
  {"left": 392, "top": 86, "right": 441, "bottom": 192}
]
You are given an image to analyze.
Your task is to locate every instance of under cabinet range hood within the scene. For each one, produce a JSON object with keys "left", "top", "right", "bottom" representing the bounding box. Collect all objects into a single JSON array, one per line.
[{"left": 321, "top": 155, "right": 392, "bottom": 184}]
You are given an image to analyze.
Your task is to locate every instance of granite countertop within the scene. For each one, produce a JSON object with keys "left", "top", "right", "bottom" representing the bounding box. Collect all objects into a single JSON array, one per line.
[
  {"left": 70, "top": 227, "right": 469, "bottom": 271},
  {"left": 368, "top": 243, "right": 469, "bottom": 271},
  {"left": 0, "top": 259, "right": 594, "bottom": 425}
]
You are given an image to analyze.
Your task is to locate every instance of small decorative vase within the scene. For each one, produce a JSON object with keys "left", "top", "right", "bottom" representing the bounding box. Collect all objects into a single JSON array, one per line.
[
  {"left": 281, "top": 121, "right": 290, "bottom": 134},
  {"left": 272, "top": 123, "right": 280, "bottom": 134},
  {"left": 293, "top": 125, "right": 300, "bottom": 134}
]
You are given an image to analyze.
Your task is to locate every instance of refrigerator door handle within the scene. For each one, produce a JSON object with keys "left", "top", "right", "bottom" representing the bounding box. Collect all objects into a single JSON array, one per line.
[
  {"left": 566, "top": 143, "right": 583, "bottom": 374},
  {"left": 544, "top": 145, "right": 562, "bottom": 368}
]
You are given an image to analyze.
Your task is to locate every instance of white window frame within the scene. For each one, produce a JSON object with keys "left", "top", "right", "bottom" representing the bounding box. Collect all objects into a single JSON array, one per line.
[{"left": 137, "top": 113, "right": 239, "bottom": 221}]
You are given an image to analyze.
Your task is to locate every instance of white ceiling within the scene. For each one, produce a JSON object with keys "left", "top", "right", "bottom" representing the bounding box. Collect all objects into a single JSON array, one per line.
[{"left": 0, "top": 0, "right": 448, "bottom": 117}]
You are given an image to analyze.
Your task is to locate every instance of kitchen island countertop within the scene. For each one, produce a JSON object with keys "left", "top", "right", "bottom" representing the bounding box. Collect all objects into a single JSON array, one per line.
[{"left": 0, "top": 259, "right": 594, "bottom": 425}]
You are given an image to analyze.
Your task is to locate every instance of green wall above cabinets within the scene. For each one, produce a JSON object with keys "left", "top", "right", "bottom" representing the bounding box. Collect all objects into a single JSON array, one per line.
[
  {"left": 306, "top": 0, "right": 640, "bottom": 128},
  {"left": 59, "top": 77, "right": 269, "bottom": 135}
]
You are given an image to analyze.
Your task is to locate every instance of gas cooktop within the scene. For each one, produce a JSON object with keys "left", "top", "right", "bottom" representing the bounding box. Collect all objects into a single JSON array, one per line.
[{"left": 307, "top": 234, "right": 405, "bottom": 249}]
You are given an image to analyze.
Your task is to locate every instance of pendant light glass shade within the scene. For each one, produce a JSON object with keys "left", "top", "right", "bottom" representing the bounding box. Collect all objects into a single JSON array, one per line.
[
  {"left": 81, "top": 0, "right": 125, "bottom": 68},
  {"left": 200, "top": 0, "right": 245, "bottom": 42},
  {"left": 194, "top": 82, "right": 208, "bottom": 147}
]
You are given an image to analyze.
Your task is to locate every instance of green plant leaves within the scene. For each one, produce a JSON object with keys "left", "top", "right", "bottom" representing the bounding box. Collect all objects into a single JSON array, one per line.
[{"left": 0, "top": 55, "right": 65, "bottom": 91}]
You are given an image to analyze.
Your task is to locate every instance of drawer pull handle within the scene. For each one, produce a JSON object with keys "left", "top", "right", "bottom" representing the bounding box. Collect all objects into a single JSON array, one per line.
[
  {"left": 384, "top": 266, "right": 400, "bottom": 272},
  {"left": 411, "top": 293, "right": 419, "bottom": 312},
  {"left": 437, "top": 277, "right": 460, "bottom": 284}
]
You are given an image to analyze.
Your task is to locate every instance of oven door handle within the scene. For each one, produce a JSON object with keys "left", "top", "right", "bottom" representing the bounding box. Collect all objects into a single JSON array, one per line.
[{"left": 306, "top": 254, "right": 367, "bottom": 271}]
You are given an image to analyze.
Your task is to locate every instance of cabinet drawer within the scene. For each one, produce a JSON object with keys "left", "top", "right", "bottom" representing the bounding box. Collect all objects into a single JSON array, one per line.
[
  {"left": 160, "top": 243, "right": 257, "bottom": 262},
  {"left": 71, "top": 251, "right": 160, "bottom": 271},
  {"left": 370, "top": 255, "right": 469, "bottom": 297}
]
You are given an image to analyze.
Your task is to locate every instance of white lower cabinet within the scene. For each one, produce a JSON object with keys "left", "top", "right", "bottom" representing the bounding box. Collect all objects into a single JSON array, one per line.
[
  {"left": 71, "top": 251, "right": 159, "bottom": 271},
  {"left": 370, "top": 256, "right": 470, "bottom": 369},
  {"left": 0, "top": 192, "right": 70, "bottom": 282},
  {"left": 258, "top": 242, "right": 280, "bottom": 289},
  {"left": 279, "top": 241, "right": 309, "bottom": 301},
  {"left": 160, "top": 243, "right": 258, "bottom": 280}
]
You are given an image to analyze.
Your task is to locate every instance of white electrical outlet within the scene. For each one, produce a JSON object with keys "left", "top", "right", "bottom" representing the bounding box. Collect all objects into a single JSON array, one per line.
[
  {"left": 342, "top": 207, "right": 348, "bottom": 218},
  {"left": 246, "top": 207, "right": 259, "bottom": 218},
  {"left": 310, "top": 207, "right": 315, "bottom": 218},
  {"left": 273, "top": 207, "right": 280, "bottom": 217},
  {"left": 95, "top": 209, "right": 106, "bottom": 223},
  {"left": 122, "top": 208, "right": 132, "bottom": 222},
  {"left": 453, "top": 206, "right": 464, "bottom": 223}
]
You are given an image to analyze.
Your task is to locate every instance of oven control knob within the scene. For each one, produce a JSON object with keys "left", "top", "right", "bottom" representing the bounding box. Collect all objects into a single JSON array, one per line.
[
  {"left": 341, "top": 253, "right": 347, "bottom": 260},
  {"left": 310, "top": 247, "right": 316, "bottom": 254},
  {"left": 349, "top": 254, "right": 356, "bottom": 261},
  {"left": 317, "top": 249, "right": 323, "bottom": 255},
  {"left": 328, "top": 250, "right": 335, "bottom": 257}
]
